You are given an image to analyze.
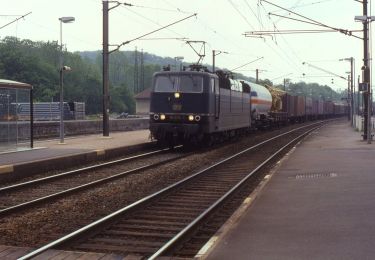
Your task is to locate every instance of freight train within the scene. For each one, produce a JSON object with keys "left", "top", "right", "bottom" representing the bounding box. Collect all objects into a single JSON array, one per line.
[{"left": 149, "top": 65, "right": 348, "bottom": 145}]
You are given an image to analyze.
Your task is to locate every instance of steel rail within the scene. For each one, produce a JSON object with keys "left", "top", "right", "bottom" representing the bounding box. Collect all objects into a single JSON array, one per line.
[
  {"left": 0, "top": 153, "right": 185, "bottom": 217},
  {"left": 148, "top": 124, "right": 322, "bottom": 259},
  {"left": 18, "top": 121, "right": 326, "bottom": 260},
  {"left": 0, "top": 146, "right": 177, "bottom": 193}
]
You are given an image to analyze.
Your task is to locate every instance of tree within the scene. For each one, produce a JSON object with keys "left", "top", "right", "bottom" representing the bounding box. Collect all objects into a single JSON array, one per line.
[{"left": 110, "top": 84, "right": 135, "bottom": 114}]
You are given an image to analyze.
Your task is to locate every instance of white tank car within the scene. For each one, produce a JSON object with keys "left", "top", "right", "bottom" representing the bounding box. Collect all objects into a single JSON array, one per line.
[{"left": 246, "top": 81, "right": 272, "bottom": 119}]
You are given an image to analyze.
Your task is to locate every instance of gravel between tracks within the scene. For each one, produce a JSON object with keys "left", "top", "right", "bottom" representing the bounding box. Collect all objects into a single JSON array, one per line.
[{"left": 0, "top": 124, "right": 314, "bottom": 247}]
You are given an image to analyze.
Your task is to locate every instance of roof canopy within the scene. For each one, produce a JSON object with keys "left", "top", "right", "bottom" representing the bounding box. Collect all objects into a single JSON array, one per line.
[{"left": 0, "top": 79, "right": 32, "bottom": 90}]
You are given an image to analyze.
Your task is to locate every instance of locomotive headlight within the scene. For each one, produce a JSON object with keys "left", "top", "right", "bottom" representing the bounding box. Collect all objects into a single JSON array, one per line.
[
  {"left": 153, "top": 114, "right": 159, "bottom": 120},
  {"left": 160, "top": 114, "right": 166, "bottom": 120},
  {"left": 195, "top": 115, "right": 201, "bottom": 121},
  {"left": 174, "top": 92, "right": 181, "bottom": 99},
  {"left": 188, "top": 115, "right": 194, "bottom": 121}
]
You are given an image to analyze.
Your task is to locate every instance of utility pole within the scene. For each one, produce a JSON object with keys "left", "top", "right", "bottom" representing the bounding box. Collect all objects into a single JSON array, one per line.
[
  {"left": 347, "top": 74, "right": 351, "bottom": 121},
  {"left": 350, "top": 57, "right": 354, "bottom": 126},
  {"left": 134, "top": 47, "right": 139, "bottom": 93},
  {"left": 212, "top": 50, "right": 228, "bottom": 73},
  {"left": 256, "top": 69, "right": 259, "bottom": 83},
  {"left": 140, "top": 49, "right": 144, "bottom": 92},
  {"left": 339, "top": 57, "right": 355, "bottom": 125},
  {"left": 103, "top": 0, "right": 110, "bottom": 137},
  {"left": 283, "top": 78, "right": 286, "bottom": 91},
  {"left": 212, "top": 50, "right": 216, "bottom": 73},
  {"left": 358, "top": 0, "right": 371, "bottom": 142},
  {"left": 358, "top": 75, "right": 361, "bottom": 116}
]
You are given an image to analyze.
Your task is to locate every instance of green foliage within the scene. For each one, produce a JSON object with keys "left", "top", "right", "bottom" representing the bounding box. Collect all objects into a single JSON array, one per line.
[
  {"left": 0, "top": 36, "right": 347, "bottom": 117},
  {"left": 0, "top": 37, "right": 102, "bottom": 114},
  {"left": 110, "top": 84, "right": 135, "bottom": 114},
  {"left": 0, "top": 37, "right": 59, "bottom": 101}
]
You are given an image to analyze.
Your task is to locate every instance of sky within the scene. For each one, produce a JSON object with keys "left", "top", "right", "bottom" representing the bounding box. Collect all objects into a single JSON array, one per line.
[{"left": 0, "top": 0, "right": 374, "bottom": 91}]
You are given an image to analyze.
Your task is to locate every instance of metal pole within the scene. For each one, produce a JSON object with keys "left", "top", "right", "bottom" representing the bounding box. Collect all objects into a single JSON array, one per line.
[
  {"left": 59, "top": 20, "right": 65, "bottom": 144},
  {"left": 103, "top": 0, "right": 110, "bottom": 137},
  {"left": 212, "top": 50, "right": 215, "bottom": 73},
  {"left": 362, "top": 0, "right": 370, "bottom": 141},
  {"left": 358, "top": 75, "right": 361, "bottom": 115},
  {"left": 30, "top": 88, "right": 33, "bottom": 149},
  {"left": 348, "top": 74, "right": 351, "bottom": 121},
  {"left": 350, "top": 58, "right": 354, "bottom": 126},
  {"left": 256, "top": 69, "right": 259, "bottom": 84}
]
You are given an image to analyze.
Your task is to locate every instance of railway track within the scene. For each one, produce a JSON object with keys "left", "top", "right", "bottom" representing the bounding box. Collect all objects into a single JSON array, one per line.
[
  {"left": 19, "top": 121, "right": 326, "bottom": 260},
  {"left": 0, "top": 146, "right": 185, "bottom": 217}
]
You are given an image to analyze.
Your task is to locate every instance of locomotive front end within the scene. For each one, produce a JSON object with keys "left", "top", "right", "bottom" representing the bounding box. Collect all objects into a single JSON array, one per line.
[{"left": 149, "top": 71, "right": 210, "bottom": 145}]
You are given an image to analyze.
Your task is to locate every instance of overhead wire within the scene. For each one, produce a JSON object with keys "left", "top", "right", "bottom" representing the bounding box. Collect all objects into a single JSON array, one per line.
[
  {"left": 226, "top": 1, "right": 297, "bottom": 78},
  {"left": 244, "top": 0, "right": 263, "bottom": 30},
  {"left": 273, "top": 0, "right": 303, "bottom": 24},
  {"left": 130, "top": 4, "right": 193, "bottom": 14},
  {"left": 228, "top": 0, "right": 256, "bottom": 30},
  {"left": 257, "top": 1, "right": 306, "bottom": 77},
  {"left": 118, "top": 5, "right": 190, "bottom": 40}
]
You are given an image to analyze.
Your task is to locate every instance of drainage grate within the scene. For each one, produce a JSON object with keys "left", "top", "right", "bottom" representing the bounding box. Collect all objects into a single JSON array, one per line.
[{"left": 294, "top": 172, "right": 338, "bottom": 179}]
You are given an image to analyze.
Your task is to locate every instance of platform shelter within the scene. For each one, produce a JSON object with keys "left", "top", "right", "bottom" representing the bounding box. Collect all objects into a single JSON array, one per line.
[{"left": 0, "top": 79, "right": 33, "bottom": 153}]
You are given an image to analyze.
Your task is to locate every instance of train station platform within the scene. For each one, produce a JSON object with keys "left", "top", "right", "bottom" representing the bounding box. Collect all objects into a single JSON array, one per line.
[
  {"left": 0, "top": 130, "right": 151, "bottom": 181},
  {"left": 203, "top": 120, "right": 375, "bottom": 260}
]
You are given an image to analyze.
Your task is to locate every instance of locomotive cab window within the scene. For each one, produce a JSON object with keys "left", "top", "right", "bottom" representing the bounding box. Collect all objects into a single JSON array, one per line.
[
  {"left": 154, "top": 75, "right": 178, "bottom": 93},
  {"left": 154, "top": 74, "right": 203, "bottom": 93},
  {"left": 179, "top": 75, "right": 203, "bottom": 93}
]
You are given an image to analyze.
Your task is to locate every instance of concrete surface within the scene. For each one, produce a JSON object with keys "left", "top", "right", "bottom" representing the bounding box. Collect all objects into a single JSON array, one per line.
[
  {"left": 205, "top": 121, "right": 375, "bottom": 260},
  {"left": 0, "top": 130, "right": 152, "bottom": 181}
]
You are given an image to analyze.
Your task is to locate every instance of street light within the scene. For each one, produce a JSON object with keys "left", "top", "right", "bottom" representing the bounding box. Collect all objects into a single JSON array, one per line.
[{"left": 58, "top": 16, "right": 75, "bottom": 144}]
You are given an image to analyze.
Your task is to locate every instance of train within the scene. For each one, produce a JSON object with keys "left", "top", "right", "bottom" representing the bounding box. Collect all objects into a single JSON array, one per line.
[{"left": 149, "top": 65, "right": 348, "bottom": 145}]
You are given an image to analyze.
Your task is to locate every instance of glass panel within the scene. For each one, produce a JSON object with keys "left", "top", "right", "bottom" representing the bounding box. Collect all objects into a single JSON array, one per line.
[
  {"left": 154, "top": 75, "right": 203, "bottom": 93},
  {"left": 179, "top": 75, "right": 203, "bottom": 93},
  {"left": 16, "top": 89, "right": 31, "bottom": 150},
  {"left": 0, "top": 89, "right": 16, "bottom": 152},
  {"left": 154, "top": 75, "right": 178, "bottom": 92},
  {"left": 0, "top": 88, "right": 31, "bottom": 152},
  {"left": 8, "top": 89, "right": 17, "bottom": 150},
  {"left": 0, "top": 89, "right": 10, "bottom": 151}
]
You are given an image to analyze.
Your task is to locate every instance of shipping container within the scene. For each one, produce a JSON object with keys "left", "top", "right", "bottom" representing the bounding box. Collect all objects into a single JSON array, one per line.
[
  {"left": 324, "top": 101, "right": 334, "bottom": 115},
  {"left": 305, "top": 97, "right": 313, "bottom": 116},
  {"left": 295, "top": 96, "right": 306, "bottom": 117},
  {"left": 317, "top": 100, "right": 324, "bottom": 115},
  {"left": 312, "top": 99, "right": 319, "bottom": 117}
]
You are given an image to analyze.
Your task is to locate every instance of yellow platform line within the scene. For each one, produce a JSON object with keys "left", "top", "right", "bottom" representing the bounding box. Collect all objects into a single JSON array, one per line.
[
  {"left": 0, "top": 165, "right": 14, "bottom": 174},
  {"left": 94, "top": 149, "right": 105, "bottom": 156}
]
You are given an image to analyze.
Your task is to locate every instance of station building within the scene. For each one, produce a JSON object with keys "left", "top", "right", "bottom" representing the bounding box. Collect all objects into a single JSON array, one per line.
[{"left": 134, "top": 88, "right": 151, "bottom": 115}]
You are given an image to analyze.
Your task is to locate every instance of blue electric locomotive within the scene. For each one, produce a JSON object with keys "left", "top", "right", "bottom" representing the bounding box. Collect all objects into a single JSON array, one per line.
[{"left": 149, "top": 66, "right": 252, "bottom": 145}]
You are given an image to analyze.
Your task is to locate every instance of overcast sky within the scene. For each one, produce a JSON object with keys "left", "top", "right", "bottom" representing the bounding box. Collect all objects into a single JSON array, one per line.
[{"left": 1, "top": 0, "right": 374, "bottom": 91}]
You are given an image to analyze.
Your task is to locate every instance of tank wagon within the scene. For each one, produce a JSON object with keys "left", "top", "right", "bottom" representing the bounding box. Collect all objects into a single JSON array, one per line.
[{"left": 149, "top": 65, "right": 348, "bottom": 145}]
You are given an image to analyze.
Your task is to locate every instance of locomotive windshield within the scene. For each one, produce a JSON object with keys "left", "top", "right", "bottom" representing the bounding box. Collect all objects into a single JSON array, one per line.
[{"left": 154, "top": 74, "right": 203, "bottom": 93}]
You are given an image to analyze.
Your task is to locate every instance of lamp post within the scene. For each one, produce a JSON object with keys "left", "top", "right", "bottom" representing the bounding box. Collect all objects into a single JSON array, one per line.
[{"left": 58, "top": 16, "right": 75, "bottom": 144}]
